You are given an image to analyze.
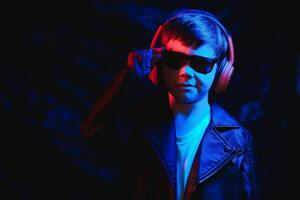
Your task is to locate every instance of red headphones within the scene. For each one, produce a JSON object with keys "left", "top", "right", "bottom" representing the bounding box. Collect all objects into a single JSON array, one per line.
[{"left": 149, "top": 11, "right": 235, "bottom": 93}]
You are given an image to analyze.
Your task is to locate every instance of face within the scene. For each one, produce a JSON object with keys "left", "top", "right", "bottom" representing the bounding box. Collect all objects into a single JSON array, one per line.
[{"left": 162, "top": 39, "right": 218, "bottom": 104}]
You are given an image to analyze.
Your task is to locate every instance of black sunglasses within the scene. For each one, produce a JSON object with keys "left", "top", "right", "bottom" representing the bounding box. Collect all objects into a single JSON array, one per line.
[{"left": 161, "top": 51, "right": 219, "bottom": 74}]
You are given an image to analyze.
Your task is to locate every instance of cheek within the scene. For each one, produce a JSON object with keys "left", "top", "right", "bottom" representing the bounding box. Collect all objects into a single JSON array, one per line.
[{"left": 195, "top": 67, "right": 217, "bottom": 89}]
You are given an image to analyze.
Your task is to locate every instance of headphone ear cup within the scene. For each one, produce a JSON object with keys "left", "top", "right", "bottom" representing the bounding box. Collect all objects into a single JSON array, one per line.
[
  {"left": 149, "top": 61, "right": 164, "bottom": 87},
  {"left": 149, "top": 66, "right": 159, "bottom": 84},
  {"left": 215, "top": 58, "right": 234, "bottom": 93}
]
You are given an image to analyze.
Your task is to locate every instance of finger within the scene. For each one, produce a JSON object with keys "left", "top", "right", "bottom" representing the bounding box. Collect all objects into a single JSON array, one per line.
[
  {"left": 151, "top": 47, "right": 165, "bottom": 53},
  {"left": 151, "top": 49, "right": 164, "bottom": 66},
  {"left": 143, "top": 49, "right": 152, "bottom": 70},
  {"left": 151, "top": 47, "right": 165, "bottom": 61}
]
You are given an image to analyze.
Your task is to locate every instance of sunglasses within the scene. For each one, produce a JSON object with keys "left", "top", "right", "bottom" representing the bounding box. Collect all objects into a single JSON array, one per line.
[{"left": 161, "top": 51, "right": 219, "bottom": 74}]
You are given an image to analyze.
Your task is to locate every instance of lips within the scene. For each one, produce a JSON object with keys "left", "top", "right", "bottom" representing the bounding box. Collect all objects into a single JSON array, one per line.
[{"left": 177, "top": 83, "right": 195, "bottom": 90}]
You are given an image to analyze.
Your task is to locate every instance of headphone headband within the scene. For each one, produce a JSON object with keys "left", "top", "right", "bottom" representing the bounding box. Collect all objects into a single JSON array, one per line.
[{"left": 150, "top": 11, "right": 233, "bottom": 60}]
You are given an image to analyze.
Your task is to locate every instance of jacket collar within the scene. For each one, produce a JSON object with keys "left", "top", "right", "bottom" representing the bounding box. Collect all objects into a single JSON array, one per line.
[{"left": 144, "top": 103, "right": 243, "bottom": 190}]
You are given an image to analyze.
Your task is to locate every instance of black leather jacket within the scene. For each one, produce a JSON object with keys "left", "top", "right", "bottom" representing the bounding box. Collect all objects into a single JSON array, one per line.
[
  {"left": 83, "top": 69, "right": 260, "bottom": 200},
  {"left": 131, "top": 104, "right": 260, "bottom": 200}
]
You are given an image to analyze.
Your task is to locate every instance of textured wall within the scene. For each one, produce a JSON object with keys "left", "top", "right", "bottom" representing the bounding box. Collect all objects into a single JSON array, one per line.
[{"left": 2, "top": 1, "right": 298, "bottom": 199}]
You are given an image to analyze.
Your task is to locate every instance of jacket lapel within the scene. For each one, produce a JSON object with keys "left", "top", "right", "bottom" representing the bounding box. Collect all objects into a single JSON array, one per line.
[
  {"left": 197, "top": 104, "right": 243, "bottom": 183},
  {"left": 197, "top": 125, "right": 240, "bottom": 183}
]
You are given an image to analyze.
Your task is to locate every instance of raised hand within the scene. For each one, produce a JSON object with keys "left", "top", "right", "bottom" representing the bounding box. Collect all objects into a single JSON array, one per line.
[{"left": 127, "top": 47, "right": 164, "bottom": 79}]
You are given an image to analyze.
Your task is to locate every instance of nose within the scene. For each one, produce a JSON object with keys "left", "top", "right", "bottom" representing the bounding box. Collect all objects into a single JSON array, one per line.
[{"left": 179, "top": 64, "right": 194, "bottom": 78}]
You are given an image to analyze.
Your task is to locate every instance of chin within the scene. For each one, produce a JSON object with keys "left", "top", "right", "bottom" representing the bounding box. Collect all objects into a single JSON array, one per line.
[{"left": 175, "top": 95, "right": 198, "bottom": 104}]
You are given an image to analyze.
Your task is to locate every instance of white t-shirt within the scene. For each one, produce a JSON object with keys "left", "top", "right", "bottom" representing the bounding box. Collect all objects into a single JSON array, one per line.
[{"left": 176, "top": 114, "right": 210, "bottom": 200}]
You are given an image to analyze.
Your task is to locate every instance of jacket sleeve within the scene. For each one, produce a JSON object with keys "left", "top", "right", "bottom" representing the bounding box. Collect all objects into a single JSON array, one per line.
[
  {"left": 80, "top": 67, "right": 158, "bottom": 139},
  {"left": 79, "top": 67, "right": 160, "bottom": 198},
  {"left": 241, "top": 128, "right": 261, "bottom": 200}
]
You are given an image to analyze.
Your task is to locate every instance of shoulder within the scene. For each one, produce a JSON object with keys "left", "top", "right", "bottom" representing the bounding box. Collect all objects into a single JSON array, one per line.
[{"left": 210, "top": 103, "right": 254, "bottom": 148}]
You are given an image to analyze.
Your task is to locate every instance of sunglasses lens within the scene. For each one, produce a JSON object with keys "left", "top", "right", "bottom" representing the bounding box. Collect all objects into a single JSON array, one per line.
[
  {"left": 163, "top": 51, "right": 216, "bottom": 74},
  {"left": 162, "top": 52, "right": 185, "bottom": 69},
  {"left": 191, "top": 57, "right": 215, "bottom": 74}
]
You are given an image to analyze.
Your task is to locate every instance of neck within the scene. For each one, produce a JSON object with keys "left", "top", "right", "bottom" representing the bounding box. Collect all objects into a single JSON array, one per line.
[{"left": 168, "top": 93, "right": 211, "bottom": 137}]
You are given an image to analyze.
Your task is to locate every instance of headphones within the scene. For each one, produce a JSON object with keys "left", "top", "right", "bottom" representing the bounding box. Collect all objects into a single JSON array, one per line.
[{"left": 148, "top": 10, "right": 235, "bottom": 93}]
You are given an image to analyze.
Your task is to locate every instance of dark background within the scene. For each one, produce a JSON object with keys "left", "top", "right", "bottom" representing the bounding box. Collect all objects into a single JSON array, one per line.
[{"left": 2, "top": 0, "right": 299, "bottom": 199}]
